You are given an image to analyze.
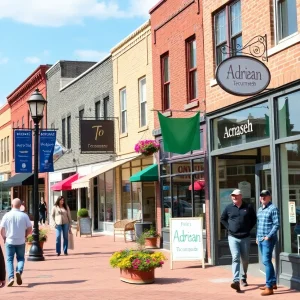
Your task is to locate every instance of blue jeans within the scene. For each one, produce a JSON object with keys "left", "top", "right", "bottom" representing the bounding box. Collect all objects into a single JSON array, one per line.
[
  {"left": 258, "top": 238, "right": 276, "bottom": 288},
  {"left": 228, "top": 235, "right": 250, "bottom": 282},
  {"left": 55, "top": 224, "right": 69, "bottom": 254},
  {"left": 5, "top": 243, "right": 25, "bottom": 280}
]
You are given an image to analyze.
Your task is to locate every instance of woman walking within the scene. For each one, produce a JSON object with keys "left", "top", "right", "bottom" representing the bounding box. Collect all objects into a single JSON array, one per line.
[
  {"left": 39, "top": 197, "right": 47, "bottom": 225},
  {"left": 51, "top": 196, "right": 72, "bottom": 256}
]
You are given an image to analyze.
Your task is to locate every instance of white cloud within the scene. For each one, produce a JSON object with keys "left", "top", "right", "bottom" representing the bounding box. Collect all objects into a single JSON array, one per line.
[
  {"left": 74, "top": 50, "right": 109, "bottom": 61},
  {"left": 0, "top": 53, "right": 8, "bottom": 64},
  {"left": 0, "top": 0, "right": 156, "bottom": 27},
  {"left": 24, "top": 56, "right": 41, "bottom": 64}
]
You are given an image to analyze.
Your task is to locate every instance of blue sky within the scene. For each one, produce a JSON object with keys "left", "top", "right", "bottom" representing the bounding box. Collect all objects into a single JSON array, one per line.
[{"left": 0, "top": 0, "right": 157, "bottom": 106}]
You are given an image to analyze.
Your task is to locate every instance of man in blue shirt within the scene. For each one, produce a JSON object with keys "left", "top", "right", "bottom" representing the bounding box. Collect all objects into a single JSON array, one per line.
[{"left": 257, "top": 190, "right": 280, "bottom": 296}]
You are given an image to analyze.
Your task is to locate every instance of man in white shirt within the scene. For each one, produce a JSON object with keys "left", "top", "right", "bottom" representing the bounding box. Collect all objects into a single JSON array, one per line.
[{"left": 0, "top": 198, "right": 32, "bottom": 287}]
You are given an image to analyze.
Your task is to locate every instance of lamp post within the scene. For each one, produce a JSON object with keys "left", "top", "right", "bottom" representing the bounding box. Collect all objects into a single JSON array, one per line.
[{"left": 27, "top": 88, "right": 47, "bottom": 262}]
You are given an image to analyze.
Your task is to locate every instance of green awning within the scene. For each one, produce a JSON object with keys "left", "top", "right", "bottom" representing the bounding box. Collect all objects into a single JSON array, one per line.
[{"left": 130, "top": 164, "right": 158, "bottom": 182}]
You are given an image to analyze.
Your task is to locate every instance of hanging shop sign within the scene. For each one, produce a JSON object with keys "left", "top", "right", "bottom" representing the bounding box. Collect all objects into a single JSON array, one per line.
[
  {"left": 14, "top": 130, "right": 32, "bottom": 173},
  {"left": 216, "top": 56, "right": 271, "bottom": 96},
  {"left": 80, "top": 120, "right": 114, "bottom": 153},
  {"left": 39, "top": 130, "right": 56, "bottom": 173}
]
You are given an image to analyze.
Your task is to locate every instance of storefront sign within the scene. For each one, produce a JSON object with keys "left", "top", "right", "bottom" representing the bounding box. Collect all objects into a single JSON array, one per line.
[
  {"left": 170, "top": 217, "right": 205, "bottom": 269},
  {"left": 216, "top": 56, "right": 271, "bottom": 96},
  {"left": 289, "top": 201, "right": 296, "bottom": 223},
  {"left": 80, "top": 120, "right": 114, "bottom": 153},
  {"left": 238, "top": 181, "right": 251, "bottom": 198},
  {"left": 39, "top": 130, "right": 56, "bottom": 173},
  {"left": 224, "top": 119, "right": 253, "bottom": 138},
  {"left": 14, "top": 130, "right": 32, "bottom": 173}
]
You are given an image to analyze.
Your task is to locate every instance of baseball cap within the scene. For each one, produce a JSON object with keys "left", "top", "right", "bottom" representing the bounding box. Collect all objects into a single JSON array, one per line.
[
  {"left": 260, "top": 190, "right": 271, "bottom": 196},
  {"left": 231, "top": 189, "right": 242, "bottom": 195}
]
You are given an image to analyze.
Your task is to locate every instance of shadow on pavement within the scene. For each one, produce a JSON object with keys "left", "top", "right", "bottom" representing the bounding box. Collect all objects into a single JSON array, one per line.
[
  {"left": 27, "top": 280, "right": 86, "bottom": 288},
  {"left": 155, "top": 277, "right": 193, "bottom": 284}
]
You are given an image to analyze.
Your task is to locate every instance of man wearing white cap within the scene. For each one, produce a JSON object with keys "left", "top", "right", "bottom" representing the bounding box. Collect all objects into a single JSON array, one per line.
[{"left": 221, "top": 189, "right": 256, "bottom": 292}]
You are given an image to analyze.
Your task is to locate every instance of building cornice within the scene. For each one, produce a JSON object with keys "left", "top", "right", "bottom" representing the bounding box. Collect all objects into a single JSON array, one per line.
[
  {"left": 7, "top": 65, "right": 50, "bottom": 105},
  {"left": 0, "top": 103, "right": 9, "bottom": 114}
]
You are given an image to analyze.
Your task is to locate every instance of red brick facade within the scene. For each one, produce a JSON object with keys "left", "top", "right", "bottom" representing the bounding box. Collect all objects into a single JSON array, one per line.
[
  {"left": 7, "top": 65, "right": 49, "bottom": 211},
  {"left": 203, "top": 0, "right": 300, "bottom": 112}
]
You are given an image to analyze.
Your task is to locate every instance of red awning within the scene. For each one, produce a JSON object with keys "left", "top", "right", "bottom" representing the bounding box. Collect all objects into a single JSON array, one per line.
[
  {"left": 51, "top": 173, "right": 81, "bottom": 191},
  {"left": 189, "top": 180, "right": 205, "bottom": 191}
]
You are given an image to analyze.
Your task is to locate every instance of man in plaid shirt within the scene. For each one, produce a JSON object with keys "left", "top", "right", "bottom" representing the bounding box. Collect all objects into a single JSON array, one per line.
[{"left": 257, "top": 190, "right": 280, "bottom": 296}]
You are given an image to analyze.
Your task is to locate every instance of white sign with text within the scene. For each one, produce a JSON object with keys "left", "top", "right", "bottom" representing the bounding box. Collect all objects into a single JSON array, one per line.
[
  {"left": 216, "top": 56, "right": 271, "bottom": 96},
  {"left": 170, "top": 217, "right": 205, "bottom": 269}
]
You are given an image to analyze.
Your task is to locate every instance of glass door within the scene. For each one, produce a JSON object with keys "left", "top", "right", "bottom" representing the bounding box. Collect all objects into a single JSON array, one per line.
[{"left": 255, "top": 162, "right": 272, "bottom": 273}]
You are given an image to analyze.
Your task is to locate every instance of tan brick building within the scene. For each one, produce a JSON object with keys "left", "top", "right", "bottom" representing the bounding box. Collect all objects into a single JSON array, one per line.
[{"left": 203, "top": 0, "right": 300, "bottom": 289}]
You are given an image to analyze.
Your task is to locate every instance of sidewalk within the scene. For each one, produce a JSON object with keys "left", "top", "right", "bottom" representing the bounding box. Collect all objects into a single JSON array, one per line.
[{"left": 0, "top": 228, "right": 299, "bottom": 300}]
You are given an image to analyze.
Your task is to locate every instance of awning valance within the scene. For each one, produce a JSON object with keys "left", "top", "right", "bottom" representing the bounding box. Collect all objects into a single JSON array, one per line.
[
  {"left": 51, "top": 173, "right": 81, "bottom": 191},
  {"left": 72, "top": 154, "right": 141, "bottom": 189},
  {"left": 130, "top": 164, "right": 158, "bottom": 182},
  {"left": 3, "top": 173, "right": 44, "bottom": 187}
]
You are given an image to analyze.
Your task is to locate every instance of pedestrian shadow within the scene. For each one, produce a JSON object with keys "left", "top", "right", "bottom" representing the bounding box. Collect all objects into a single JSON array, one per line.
[
  {"left": 155, "top": 277, "right": 193, "bottom": 284},
  {"left": 27, "top": 280, "right": 86, "bottom": 288}
]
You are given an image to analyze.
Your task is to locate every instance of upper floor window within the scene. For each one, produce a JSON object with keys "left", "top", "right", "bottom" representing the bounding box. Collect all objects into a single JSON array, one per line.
[
  {"left": 6, "top": 136, "right": 9, "bottom": 163},
  {"left": 1, "top": 139, "right": 3, "bottom": 164},
  {"left": 67, "top": 116, "right": 71, "bottom": 149},
  {"left": 95, "top": 101, "right": 101, "bottom": 120},
  {"left": 4, "top": 138, "right": 6, "bottom": 163},
  {"left": 79, "top": 109, "right": 84, "bottom": 120},
  {"left": 215, "top": 0, "right": 242, "bottom": 66},
  {"left": 22, "top": 116, "right": 24, "bottom": 129},
  {"left": 51, "top": 122, "right": 55, "bottom": 129},
  {"left": 120, "top": 88, "right": 127, "bottom": 134},
  {"left": 187, "top": 38, "right": 198, "bottom": 101},
  {"left": 275, "top": 0, "right": 298, "bottom": 42},
  {"left": 62, "top": 118, "right": 66, "bottom": 147},
  {"left": 103, "top": 96, "right": 109, "bottom": 120},
  {"left": 139, "top": 77, "right": 147, "bottom": 127},
  {"left": 161, "top": 53, "right": 170, "bottom": 110}
]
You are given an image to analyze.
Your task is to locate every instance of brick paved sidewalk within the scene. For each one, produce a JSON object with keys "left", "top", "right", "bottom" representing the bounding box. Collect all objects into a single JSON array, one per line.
[{"left": 0, "top": 227, "right": 299, "bottom": 300}]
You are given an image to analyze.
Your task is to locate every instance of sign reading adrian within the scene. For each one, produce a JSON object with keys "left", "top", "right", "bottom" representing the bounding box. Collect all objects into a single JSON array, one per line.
[
  {"left": 80, "top": 120, "right": 114, "bottom": 153},
  {"left": 216, "top": 56, "right": 271, "bottom": 96}
]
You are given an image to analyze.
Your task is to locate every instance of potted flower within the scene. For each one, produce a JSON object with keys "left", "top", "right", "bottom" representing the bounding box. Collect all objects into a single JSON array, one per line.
[
  {"left": 109, "top": 249, "right": 166, "bottom": 284},
  {"left": 142, "top": 226, "right": 160, "bottom": 249},
  {"left": 26, "top": 228, "right": 48, "bottom": 253},
  {"left": 134, "top": 140, "right": 160, "bottom": 156}
]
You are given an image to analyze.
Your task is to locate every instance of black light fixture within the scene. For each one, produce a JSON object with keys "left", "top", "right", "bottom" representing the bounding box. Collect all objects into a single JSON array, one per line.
[{"left": 27, "top": 88, "right": 47, "bottom": 262}]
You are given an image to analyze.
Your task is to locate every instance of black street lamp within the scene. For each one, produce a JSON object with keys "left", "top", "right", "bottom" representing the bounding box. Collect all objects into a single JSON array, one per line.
[{"left": 27, "top": 88, "right": 47, "bottom": 262}]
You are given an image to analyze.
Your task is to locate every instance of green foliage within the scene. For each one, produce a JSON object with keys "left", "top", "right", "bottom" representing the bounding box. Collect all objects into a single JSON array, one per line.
[
  {"left": 27, "top": 229, "right": 48, "bottom": 242},
  {"left": 142, "top": 226, "right": 160, "bottom": 238},
  {"left": 109, "top": 249, "right": 166, "bottom": 271},
  {"left": 77, "top": 208, "right": 89, "bottom": 218}
]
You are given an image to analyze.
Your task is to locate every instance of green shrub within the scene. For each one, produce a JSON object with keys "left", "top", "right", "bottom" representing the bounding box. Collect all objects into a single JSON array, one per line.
[
  {"left": 27, "top": 229, "right": 48, "bottom": 242},
  {"left": 77, "top": 208, "right": 89, "bottom": 218}
]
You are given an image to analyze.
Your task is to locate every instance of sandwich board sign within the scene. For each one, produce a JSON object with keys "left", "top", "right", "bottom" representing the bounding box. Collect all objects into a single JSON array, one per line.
[{"left": 169, "top": 217, "right": 205, "bottom": 269}]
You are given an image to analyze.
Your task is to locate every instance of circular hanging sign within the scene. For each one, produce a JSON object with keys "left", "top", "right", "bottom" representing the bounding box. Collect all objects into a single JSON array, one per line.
[{"left": 216, "top": 56, "right": 271, "bottom": 96}]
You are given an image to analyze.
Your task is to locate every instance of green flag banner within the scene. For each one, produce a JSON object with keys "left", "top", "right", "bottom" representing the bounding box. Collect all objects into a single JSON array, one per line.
[{"left": 158, "top": 112, "right": 200, "bottom": 154}]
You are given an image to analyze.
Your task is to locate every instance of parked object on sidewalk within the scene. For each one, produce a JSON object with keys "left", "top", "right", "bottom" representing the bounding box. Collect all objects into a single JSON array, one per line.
[
  {"left": 138, "top": 226, "right": 160, "bottom": 249},
  {"left": 109, "top": 249, "right": 166, "bottom": 284},
  {"left": 76, "top": 209, "right": 92, "bottom": 237},
  {"left": 26, "top": 228, "right": 48, "bottom": 254},
  {"left": 113, "top": 220, "right": 137, "bottom": 242},
  {"left": 68, "top": 232, "right": 74, "bottom": 250}
]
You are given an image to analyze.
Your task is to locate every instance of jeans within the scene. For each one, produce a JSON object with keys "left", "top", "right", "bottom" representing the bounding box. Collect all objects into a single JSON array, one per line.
[
  {"left": 258, "top": 238, "right": 276, "bottom": 288},
  {"left": 5, "top": 243, "right": 25, "bottom": 280},
  {"left": 55, "top": 224, "right": 69, "bottom": 254},
  {"left": 228, "top": 235, "right": 250, "bottom": 282},
  {"left": 39, "top": 212, "right": 46, "bottom": 224}
]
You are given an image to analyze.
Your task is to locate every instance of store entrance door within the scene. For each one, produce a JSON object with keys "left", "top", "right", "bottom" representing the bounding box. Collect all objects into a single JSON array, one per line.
[{"left": 255, "top": 162, "right": 272, "bottom": 273}]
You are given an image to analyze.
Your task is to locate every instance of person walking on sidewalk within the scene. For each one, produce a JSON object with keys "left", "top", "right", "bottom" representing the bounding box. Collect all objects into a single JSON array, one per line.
[
  {"left": 0, "top": 198, "right": 32, "bottom": 287},
  {"left": 39, "top": 197, "right": 47, "bottom": 225},
  {"left": 0, "top": 245, "right": 5, "bottom": 288},
  {"left": 257, "top": 190, "right": 280, "bottom": 296},
  {"left": 51, "top": 196, "right": 72, "bottom": 256},
  {"left": 221, "top": 189, "right": 257, "bottom": 292}
]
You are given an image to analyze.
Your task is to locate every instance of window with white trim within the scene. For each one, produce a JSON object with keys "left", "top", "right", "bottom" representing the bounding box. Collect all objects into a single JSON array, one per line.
[
  {"left": 120, "top": 88, "right": 127, "bottom": 134},
  {"left": 139, "top": 77, "right": 147, "bottom": 127},
  {"left": 275, "top": 0, "right": 298, "bottom": 42}
]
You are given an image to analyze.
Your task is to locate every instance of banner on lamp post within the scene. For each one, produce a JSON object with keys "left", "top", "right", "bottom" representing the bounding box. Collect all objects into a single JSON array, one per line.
[
  {"left": 14, "top": 130, "right": 32, "bottom": 173},
  {"left": 39, "top": 130, "right": 56, "bottom": 173}
]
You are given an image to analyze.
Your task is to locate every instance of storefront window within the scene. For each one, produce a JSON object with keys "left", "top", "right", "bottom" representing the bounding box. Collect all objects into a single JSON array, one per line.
[
  {"left": 99, "top": 174, "right": 105, "bottom": 222},
  {"left": 277, "top": 90, "right": 300, "bottom": 139},
  {"left": 0, "top": 183, "right": 10, "bottom": 210},
  {"left": 213, "top": 102, "right": 269, "bottom": 150},
  {"left": 131, "top": 182, "right": 142, "bottom": 219},
  {"left": 162, "top": 178, "right": 171, "bottom": 227},
  {"left": 280, "top": 141, "right": 300, "bottom": 254},
  {"left": 122, "top": 168, "right": 131, "bottom": 219},
  {"left": 105, "top": 170, "right": 114, "bottom": 222}
]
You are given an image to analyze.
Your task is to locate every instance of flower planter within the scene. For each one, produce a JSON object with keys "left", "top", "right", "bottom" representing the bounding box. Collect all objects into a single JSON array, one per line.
[
  {"left": 144, "top": 237, "right": 159, "bottom": 249},
  {"left": 120, "top": 268, "right": 155, "bottom": 284}
]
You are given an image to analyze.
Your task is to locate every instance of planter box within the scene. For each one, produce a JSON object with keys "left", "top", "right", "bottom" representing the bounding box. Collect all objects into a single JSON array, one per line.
[
  {"left": 120, "top": 268, "right": 155, "bottom": 284},
  {"left": 145, "top": 237, "right": 159, "bottom": 249}
]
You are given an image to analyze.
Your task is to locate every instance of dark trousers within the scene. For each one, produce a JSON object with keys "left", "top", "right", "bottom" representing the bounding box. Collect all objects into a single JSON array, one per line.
[{"left": 39, "top": 212, "right": 46, "bottom": 224}]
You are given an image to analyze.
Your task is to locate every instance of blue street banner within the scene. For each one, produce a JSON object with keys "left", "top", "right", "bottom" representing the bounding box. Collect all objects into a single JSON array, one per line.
[
  {"left": 39, "top": 130, "right": 56, "bottom": 173},
  {"left": 14, "top": 130, "right": 32, "bottom": 173}
]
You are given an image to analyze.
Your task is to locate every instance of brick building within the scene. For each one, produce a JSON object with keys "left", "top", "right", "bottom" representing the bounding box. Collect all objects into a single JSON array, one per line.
[
  {"left": 5, "top": 65, "right": 50, "bottom": 216},
  {"left": 150, "top": 0, "right": 209, "bottom": 257},
  {"left": 46, "top": 59, "right": 114, "bottom": 226},
  {"left": 203, "top": 0, "right": 300, "bottom": 289}
]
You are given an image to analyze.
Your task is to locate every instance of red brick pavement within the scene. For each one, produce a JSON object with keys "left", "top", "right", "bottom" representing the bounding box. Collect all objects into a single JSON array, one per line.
[{"left": 0, "top": 227, "right": 299, "bottom": 300}]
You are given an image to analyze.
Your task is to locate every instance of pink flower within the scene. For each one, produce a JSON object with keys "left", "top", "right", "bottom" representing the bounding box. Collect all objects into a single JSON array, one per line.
[{"left": 159, "top": 261, "right": 164, "bottom": 265}]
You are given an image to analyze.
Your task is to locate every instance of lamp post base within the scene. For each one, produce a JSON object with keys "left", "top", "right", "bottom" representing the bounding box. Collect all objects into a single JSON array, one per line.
[{"left": 27, "top": 243, "right": 45, "bottom": 261}]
